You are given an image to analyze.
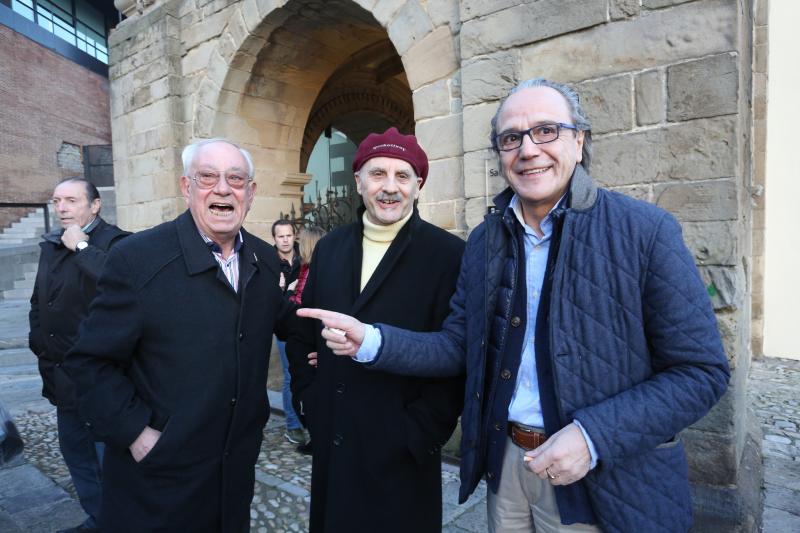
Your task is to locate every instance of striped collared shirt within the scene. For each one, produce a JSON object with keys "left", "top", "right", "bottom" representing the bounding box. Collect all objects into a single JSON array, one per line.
[{"left": 199, "top": 230, "right": 244, "bottom": 292}]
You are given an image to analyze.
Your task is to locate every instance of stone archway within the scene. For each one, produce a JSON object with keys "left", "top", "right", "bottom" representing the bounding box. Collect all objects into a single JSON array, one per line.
[
  {"left": 299, "top": 38, "right": 414, "bottom": 172},
  {"left": 188, "top": 0, "right": 462, "bottom": 238},
  {"left": 190, "top": 0, "right": 406, "bottom": 236}
]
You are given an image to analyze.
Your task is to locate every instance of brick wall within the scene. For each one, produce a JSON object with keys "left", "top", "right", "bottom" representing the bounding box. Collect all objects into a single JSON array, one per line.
[{"left": 0, "top": 23, "right": 111, "bottom": 229}]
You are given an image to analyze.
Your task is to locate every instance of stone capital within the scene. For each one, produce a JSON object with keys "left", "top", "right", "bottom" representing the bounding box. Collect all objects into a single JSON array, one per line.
[{"left": 114, "top": 0, "right": 158, "bottom": 18}]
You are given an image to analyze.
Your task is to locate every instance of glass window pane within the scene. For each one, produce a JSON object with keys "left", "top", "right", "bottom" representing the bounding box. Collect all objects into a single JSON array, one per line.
[
  {"left": 54, "top": 25, "right": 76, "bottom": 46},
  {"left": 76, "top": 0, "right": 106, "bottom": 38},
  {"left": 51, "top": 0, "right": 72, "bottom": 13},
  {"left": 76, "top": 22, "right": 105, "bottom": 49},
  {"left": 11, "top": 0, "right": 35, "bottom": 21},
  {"left": 96, "top": 51, "right": 108, "bottom": 64}
]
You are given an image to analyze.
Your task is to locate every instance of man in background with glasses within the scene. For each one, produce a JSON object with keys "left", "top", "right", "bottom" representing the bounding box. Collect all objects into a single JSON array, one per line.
[
  {"left": 299, "top": 79, "right": 730, "bottom": 532},
  {"left": 65, "top": 138, "right": 299, "bottom": 532}
]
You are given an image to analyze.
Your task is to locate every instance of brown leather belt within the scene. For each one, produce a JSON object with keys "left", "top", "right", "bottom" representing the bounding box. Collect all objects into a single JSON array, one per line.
[{"left": 508, "top": 423, "right": 547, "bottom": 451}]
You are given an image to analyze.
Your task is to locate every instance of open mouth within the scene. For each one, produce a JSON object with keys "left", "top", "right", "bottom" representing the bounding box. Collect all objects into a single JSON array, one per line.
[
  {"left": 378, "top": 199, "right": 400, "bottom": 207},
  {"left": 209, "top": 203, "right": 234, "bottom": 216}
]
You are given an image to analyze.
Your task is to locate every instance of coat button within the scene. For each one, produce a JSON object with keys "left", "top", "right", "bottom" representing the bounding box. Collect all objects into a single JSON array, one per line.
[
  {"left": 501, "top": 369, "right": 512, "bottom": 380},
  {"left": 487, "top": 471, "right": 495, "bottom": 479},
  {"left": 55, "top": 363, "right": 61, "bottom": 368},
  {"left": 238, "top": 332, "right": 244, "bottom": 340},
  {"left": 510, "top": 316, "right": 521, "bottom": 327},
  {"left": 333, "top": 434, "right": 343, "bottom": 446},
  {"left": 494, "top": 422, "right": 502, "bottom": 431},
  {"left": 49, "top": 333, "right": 54, "bottom": 338},
  {"left": 224, "top": 451, "right": 229, "bottom": 457},
  {"left": 230, "top": 398, "right": 237, "bottom": 406},
  {"left": 335, "top": 383, "right": 345, "bottom": 394},
  {"left": 47, "top": 301, "right": 53, "bottom": 307}
]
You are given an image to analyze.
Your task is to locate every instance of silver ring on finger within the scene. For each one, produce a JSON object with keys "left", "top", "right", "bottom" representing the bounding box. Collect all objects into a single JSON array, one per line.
[{"left": 545, "top": 466, "right": 558, "bottom": 480}]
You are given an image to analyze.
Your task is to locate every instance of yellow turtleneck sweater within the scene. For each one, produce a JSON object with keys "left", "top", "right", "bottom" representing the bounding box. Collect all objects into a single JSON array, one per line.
[{"left": 360, "top": 210, "right": 413, "bottom": 291}]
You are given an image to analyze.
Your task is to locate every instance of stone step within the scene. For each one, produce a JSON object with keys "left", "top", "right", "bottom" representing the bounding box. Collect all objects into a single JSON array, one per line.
[
  {"left": 0, "top": 463, "right": 87, "bottom": 533},
  {"left": 2, "top": 288, "right": 33, "bottom": 300},
  {"left": 0, "top": 348, "right": 36, "bottom": 367},
  {"left": 13, "top": 278, "right": 35, "bottom": 290},
  {"left": 6, "top": 223, "right": 44, "bottom": 232}
]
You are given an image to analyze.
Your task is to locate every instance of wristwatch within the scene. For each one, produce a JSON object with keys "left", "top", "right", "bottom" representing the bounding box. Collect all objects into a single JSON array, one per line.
[{"left": 76, "top": 240, "right": 89, "bottom": 252}]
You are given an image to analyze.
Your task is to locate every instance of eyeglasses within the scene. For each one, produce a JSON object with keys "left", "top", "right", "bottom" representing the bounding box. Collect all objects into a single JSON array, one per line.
[
  {"left": 191, "top": 170, "right": 253, "bottom": 190},
  {"left": 494, "top": 123, "right": 578, "bottom": 151}
]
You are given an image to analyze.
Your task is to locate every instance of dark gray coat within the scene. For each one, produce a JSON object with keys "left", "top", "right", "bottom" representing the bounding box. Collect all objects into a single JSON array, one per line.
[
  {"left": 287, "top": 210, "right": 465, "bottom": 533},
  {"left": 29, "top": 217, "right": 129, "bottom": 409},
  {"left": 65, "top": 211, "right": 295, "bottom": 532}
]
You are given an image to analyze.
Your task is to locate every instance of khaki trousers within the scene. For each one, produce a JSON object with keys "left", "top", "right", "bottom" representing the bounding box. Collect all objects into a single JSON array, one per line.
[{"left": 487, "top": 437, "right": 601, "bottom": 533}]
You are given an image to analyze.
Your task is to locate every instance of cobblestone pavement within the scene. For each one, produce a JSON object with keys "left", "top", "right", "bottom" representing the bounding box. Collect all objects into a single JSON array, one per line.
[{"left": 748, "top": 357, "right": 800, "bottom": 531}]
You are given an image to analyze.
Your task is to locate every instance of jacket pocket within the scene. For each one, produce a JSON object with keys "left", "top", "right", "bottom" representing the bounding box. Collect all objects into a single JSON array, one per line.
[
  {"left": 656, "top": 435, "right": 681, "bottom": 449},
  {"left": 136, "top": 417, "right": 172, "bottom": 469}
]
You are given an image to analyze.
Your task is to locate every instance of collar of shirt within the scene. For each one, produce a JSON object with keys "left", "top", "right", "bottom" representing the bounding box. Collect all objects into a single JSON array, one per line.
[
  {"left": 43, "top": 216, "right": 101, "bottom": 245},
  {"left": 507, "top": 193, "right": 567, "bottom": 241},
  {"left": 362, "top": 209, "right": 413, "bottom": 244},
  {"left": 81, "top": 217, "right": 100, "bottom": 233},
  {"left": 199, "top": 230, "right": 243, "bottom": 257}
]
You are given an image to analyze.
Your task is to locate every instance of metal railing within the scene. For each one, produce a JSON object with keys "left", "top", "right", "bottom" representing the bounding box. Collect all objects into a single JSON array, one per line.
[
  {"left": 279, "top": 186, "right": 359, "bottom": 232},
  {"left": 0, "top": 202, "right": 51, "bottom": 234}
]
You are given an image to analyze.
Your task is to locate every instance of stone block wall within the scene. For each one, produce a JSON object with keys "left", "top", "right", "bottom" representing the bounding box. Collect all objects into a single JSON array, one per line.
[
  {"left": 457, "top": 1, "right": 755, "bottom": 528},
  {"left": 108, "top": 0, "right": 185, "bottom": 232},
  {"left": 751, "top": 0, "right": 768, "bottom": 358}
]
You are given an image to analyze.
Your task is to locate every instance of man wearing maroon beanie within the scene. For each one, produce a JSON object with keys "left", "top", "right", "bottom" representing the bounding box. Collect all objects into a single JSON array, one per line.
[{"left": 286, "top": 127, "right": 465, "bottom": 532}]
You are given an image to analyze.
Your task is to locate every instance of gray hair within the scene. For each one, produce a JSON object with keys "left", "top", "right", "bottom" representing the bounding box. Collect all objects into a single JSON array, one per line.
[
  {"left": 490, "top": 78, "right": 593, "bottom": 171},
  {"left": 181, "top": 138, "right": 255, "bottom": 178}
]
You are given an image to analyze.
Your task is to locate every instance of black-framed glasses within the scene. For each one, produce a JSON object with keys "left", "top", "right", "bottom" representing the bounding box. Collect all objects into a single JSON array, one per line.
[
  {"left": 494, "top": 123, "right": 578, "bottom": 151},
  {"left": 191, "top": 170, "right": 253, "bottom": 190}
]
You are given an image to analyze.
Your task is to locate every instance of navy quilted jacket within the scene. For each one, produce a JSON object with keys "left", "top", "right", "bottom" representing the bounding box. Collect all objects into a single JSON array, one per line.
[{"left": 370, "top": 166, "right": 730, "bottom": 532}]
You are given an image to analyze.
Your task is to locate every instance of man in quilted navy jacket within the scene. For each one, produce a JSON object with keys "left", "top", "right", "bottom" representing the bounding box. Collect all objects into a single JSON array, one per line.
[{"left": 300, "top": 78, "right": 730, "bottom": 532}]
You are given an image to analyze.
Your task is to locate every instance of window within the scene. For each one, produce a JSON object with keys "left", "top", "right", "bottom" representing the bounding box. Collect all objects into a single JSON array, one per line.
[{"left": 10, "top": 0, "right": 110, "bottom": 64}]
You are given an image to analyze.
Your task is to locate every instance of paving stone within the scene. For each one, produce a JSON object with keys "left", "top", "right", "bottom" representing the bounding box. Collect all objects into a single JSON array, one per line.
[
  {"left": 761, "top": 507, "right": 800, "bottom": 533},
  {"left": 765, "top": 434, "right": 793, "bottom": 445},
  {"left": 0, "top": 512, "right": 23, "bottom": 533},
  {"left": 0, "top": 464, "right": 55, "bottom": 498},
  {"left": 764, "top": 482, "right": 800, "bottom": 516},
  {"left": 9, "top": 497, "right": 86, "bottom": 533},
  {"left": 453, "top": 498, "right": 488, "bottom": 532}
]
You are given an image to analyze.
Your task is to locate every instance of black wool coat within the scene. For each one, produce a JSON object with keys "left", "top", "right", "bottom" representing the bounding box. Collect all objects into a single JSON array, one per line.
[
  {"left": 64, "top": 211, "right": 296, "bottom": 533},
  {"left": 287, "top": 210, "right": 465, "bottom": 533},
  {"left": 29, "top": 217, "right": 129, "bottom": 409}
]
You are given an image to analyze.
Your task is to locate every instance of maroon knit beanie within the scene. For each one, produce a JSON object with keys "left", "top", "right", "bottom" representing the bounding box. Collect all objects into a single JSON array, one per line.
[{"left": 352, "top": 127, "right": 429, "bottom": 187}]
